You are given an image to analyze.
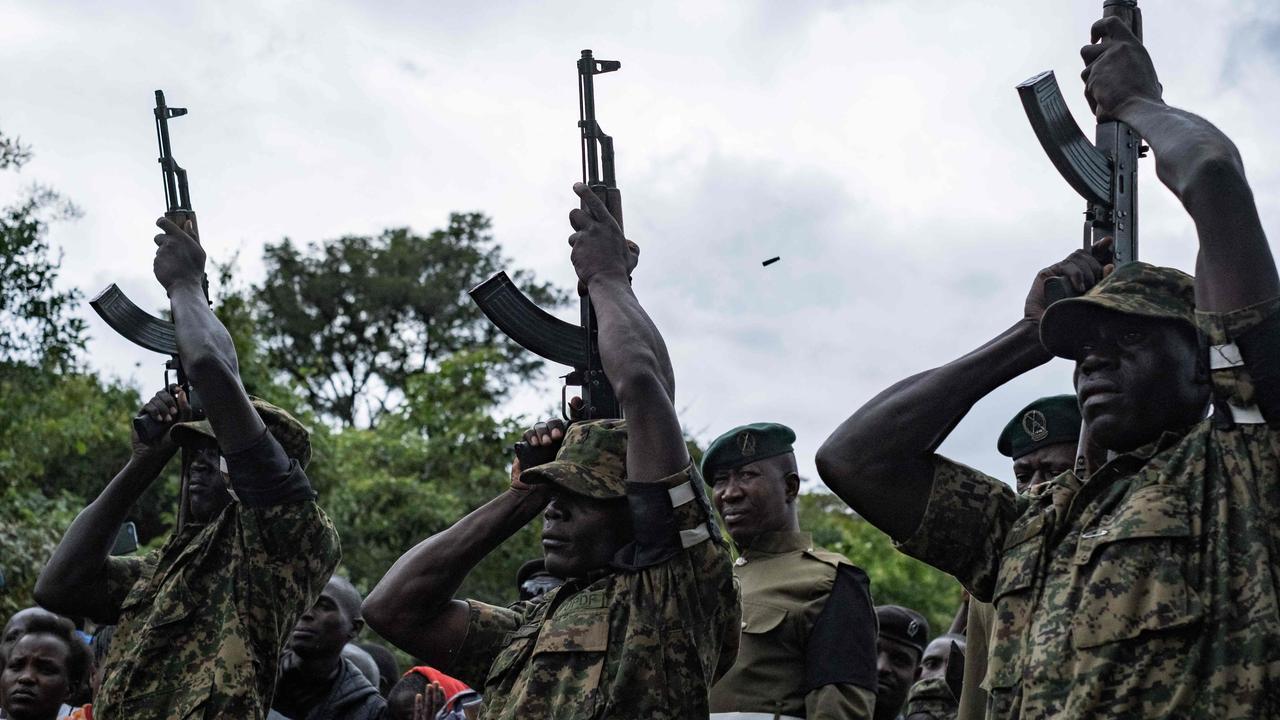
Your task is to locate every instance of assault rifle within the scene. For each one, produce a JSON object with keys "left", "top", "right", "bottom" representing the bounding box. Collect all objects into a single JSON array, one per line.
[
  {"left": 469, "top": 49, "right": 624, "bottom": 466},
  {"left": 1017, "top": 0, "right": 1145, "bottom": 302},
  {"left": 90, "top": 90, "right": 208, "bottom": 442}
]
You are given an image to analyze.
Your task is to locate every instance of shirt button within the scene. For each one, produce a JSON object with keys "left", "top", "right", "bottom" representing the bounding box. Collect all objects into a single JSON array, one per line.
[
  {"left": 741, "top": 621, "right": 748, "bottom": 630},
  {"left": 734, "top": 557, "right": 747, "bottom": 567}
]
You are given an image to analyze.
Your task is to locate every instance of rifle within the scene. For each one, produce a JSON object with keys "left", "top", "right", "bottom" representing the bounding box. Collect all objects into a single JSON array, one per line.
[
  {"left": 90, "top": 90, "right": 208, "bottom": 442},
  {"left": 1017, "top": 1, "right": 1145, "bottom": 473},
  {"left": 1017, "top": 0, "right": 1145, "bottom": 302},
  {"left": 469, "top": 49, "right": 624, "bottom": 467}
]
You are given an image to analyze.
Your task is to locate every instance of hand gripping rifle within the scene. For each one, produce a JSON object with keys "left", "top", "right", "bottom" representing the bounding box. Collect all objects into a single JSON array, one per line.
[
  {"left": 90, "top": 90, "right": 209, "bottom": 442},
  {"left": 469, "top": 49, "right": 624, "bottom": 467},
  {"left": 1017, "top": 0, "right": 1145, "bottom": 302}
]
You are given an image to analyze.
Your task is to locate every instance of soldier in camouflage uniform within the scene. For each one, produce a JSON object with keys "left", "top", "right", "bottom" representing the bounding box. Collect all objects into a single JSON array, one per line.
[
  {"left": 35, "top": 215, "right": 340, "bottom": 719},
  {"left": 818, "top": 15, "right": 1280, "bottom": 718},
  {"left": 363, "top": 182, "right": 739, "bottom": 720},
  {"left": 903, "top": 632, "right": 965, "bottom": 720},
  {"left": 704, "top": 422, "right": 877, "bottom": 720}
]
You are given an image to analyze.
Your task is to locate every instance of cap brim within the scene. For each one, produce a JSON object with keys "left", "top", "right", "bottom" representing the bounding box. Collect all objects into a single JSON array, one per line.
[
  {"left": 521, "top": 460, "right": 626, "bottom": 500},
  {"left": 1039, "top": 295, "right": 1193, "bottom": 360},
  {"left": 169, "top": 420, "right": 217, "bottom": 449}
]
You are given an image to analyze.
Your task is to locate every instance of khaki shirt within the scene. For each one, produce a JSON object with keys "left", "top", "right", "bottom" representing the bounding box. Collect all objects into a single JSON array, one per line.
[
  {"left": 954, "top": 601, "right": 993, "bottom": 720},
  {"left": 709, "top": 531, "right": 876, "bottom": 719},
  {"left": 95, "top": 494, "right": 340, "bottom": 719},
  {"left": 450, "top": 466, "right": 739, "bottom": 720},
  {"left": 898, "top": 298, "right": 1280, "bottom": 717}
]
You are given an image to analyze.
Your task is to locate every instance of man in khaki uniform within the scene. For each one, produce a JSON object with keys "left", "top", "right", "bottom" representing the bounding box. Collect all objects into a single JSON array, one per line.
[
  {"left": 956, "top": 396, "right": 1079, "bottom": 720},
  {"left": 706, "top": 422, "right": 877, "bottom": 720}
]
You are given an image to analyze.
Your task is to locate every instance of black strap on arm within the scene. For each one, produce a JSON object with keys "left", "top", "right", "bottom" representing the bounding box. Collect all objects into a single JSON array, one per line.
[
  {"left": 805, "top": 564, "right": 878, "bottom": 693},
  {"left": 222, "top": 428, "right": 316, "bottom": 507},
  {"left": 611, "top": 482, "right": 681, "bottom": 570},
  {"left": 1234, "top": 309, "right": 1280, "bottom": 426}
]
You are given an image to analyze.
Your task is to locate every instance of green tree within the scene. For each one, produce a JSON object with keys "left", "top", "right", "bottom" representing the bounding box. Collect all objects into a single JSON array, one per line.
[
  {"left": 255, "top": 213, "right": 567, "bottom": 427},
  {"left": 799, "top": 492, "right": 963, "bottom": 637}
]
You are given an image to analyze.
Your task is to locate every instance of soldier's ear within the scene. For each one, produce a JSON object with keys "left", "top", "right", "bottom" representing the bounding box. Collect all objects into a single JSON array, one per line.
[
  {"left": 783, "top": 472, "right": 800, "bottom": 502},
  {"left": 349, "top": 616, "right": 365, "bottom": 641}
]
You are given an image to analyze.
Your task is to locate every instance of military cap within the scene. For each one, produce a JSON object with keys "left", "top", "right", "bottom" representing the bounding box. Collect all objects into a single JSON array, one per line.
[
  {"left": 520, "top": 419, "right": 628, "bottom": 500},
  {"left": 1040, "top": 262, "right": 1195, "bottom": 360},
  {"left": 997, "top": 394, "right": 1081, "bottom": 459},
  {"left": 876, "top": 604, "right": 930, "bottom": 656},
  {"left": 700, "top": 422, "right": 796, "bottom": 480},
  {"left": 170, "top": 397, "right": 313, "bottom": 469}
]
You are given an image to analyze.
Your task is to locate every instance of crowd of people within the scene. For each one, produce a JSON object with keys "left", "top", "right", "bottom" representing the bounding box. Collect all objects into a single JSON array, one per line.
[{"left": 4, "top": 12, "right": 1280, "bottom": 720}]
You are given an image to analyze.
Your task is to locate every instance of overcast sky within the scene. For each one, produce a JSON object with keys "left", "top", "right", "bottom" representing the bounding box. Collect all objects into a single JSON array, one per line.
[{"left": 3, "top": 0, "right": 1278, "bottom": 486}]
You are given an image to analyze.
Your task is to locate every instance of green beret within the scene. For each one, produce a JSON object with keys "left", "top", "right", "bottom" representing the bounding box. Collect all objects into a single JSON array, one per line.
[
  {"left": 700, "top": 422, "right": 796, "bottom": 481},
  {"left": 997, "top": 395, "right": 1080, "bottom": 459},
  {"left": 876, "top": 604, "right": 930, "bottom": 655}
]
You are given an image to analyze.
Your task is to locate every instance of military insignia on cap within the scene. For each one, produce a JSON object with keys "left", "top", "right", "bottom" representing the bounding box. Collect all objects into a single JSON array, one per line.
[
  {"left": 1022, "top": 410, "right": 1049, "bottom": 442},
  {"left": 739, "top": 431, "right": 757, "bottom": 457},
  {"left": 908, "top": 619, "right": 921, "bottom": 637}
]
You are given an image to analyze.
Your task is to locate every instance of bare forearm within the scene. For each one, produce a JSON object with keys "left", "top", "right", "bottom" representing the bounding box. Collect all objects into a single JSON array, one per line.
[
  {"left": 363, "top": 487, "right": 548, "bottom": 659},
  {"left": 36, "top": 451, "right": 172, "bottom": 610},
  {"left": 818, "top": 320, "right": 1049, "bottom": 538},
  {"left": 1118, "top": 98, "right": 1278, "bottom": 311}
]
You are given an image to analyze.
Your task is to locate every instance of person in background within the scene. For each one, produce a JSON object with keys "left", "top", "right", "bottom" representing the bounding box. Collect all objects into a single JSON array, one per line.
[
  {"left": 874, "top": 605, "right": 929, "bottom": 720},
  {"left": 904, "top": 633, "right": 967, "bottom": 720},
  {"left": 356, "top": 643, "right": 400, "bottom": 698},
  {"left": 387, "top": 667, "right": 478, "bottom": 720},
  {"left": 513, "top": 559, "right": 562, "bottom": 602},
  {"left": 0, "top": 615, "right": 90, "bottom": 720}
]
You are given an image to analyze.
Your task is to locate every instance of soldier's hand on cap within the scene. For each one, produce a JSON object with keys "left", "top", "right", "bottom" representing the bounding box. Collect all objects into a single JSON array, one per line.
[
  {"left": 568, "top": 182, "right": 639, "bottom": 295},
  {"left": 1025, "top": 237, "right": 1114, "bottom": 323},
  {"left": 152, "top": 216, "right": 206, "bottom": 293},
  {"left": 1080, "top": 15, "right": 1161, "bottom": 121}
]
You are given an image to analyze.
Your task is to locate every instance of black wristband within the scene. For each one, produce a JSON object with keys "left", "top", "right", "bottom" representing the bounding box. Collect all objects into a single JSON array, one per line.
[
  {"left": 1234, "top": 309, "right": 1280, "bottom": 426},
  {"left": 611, "top": 482, "right": 681, "bottom": 571}
]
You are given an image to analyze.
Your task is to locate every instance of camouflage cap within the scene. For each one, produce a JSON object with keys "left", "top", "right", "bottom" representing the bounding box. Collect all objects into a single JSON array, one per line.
[
  {"left": 519, "top": 419, "right": 627, "bottom": 500},
  {"left": 700, "top": 422, "right": 796, "bottom": 482},
  {"left": 876, "top": 604, "right": 930, "bottom": 656},
  {"left": 1040, "top": 262, "right": 1196, "bottom": 360},
  {"left": 169, "top": 397, "right": 312, "bottom": 469},
  {"left": 997, "top": 394, "right": 1081, "bottom": 459}
]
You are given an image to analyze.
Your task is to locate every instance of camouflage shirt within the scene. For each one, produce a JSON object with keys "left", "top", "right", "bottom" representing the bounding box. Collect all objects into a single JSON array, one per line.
[
  {"left": 93, "top": 460, "right": 340, "bottom": 720},
  {"left": 449, "top": 466, "right": 739, "bottom": 720},
  {"left": 899, "top": 297, "right": 1280, "bottom": 718}
]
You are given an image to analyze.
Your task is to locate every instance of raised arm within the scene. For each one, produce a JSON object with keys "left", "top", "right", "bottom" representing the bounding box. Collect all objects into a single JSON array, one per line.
[
  {"left": 568, "top": 183, "right": 687, "bottom": 483},
  {"left": 363, "top": 432, "right": 553, "bottom": 665},
  {"left": 152, "top": 217, "right": 265, "bottom": 453},
  {"left": 816, "top": 245, "right": 1109, "bottom": 539},
  {"left": 1083, "top": 16, "right": 1278, "bottom": 312},
  {"left": 35, "top": 389, "right": 183, "bottom": 620}
]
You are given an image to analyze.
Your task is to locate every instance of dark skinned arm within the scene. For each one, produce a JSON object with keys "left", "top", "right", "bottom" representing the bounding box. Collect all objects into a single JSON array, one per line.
[
  {"left": 816, "top": 245, "right": 1109, "bottom": 540},
  {"left": 568, "top": 182, "right": 688, "bottom": 483},
  {"left": 363, "top": 436, "right": 552, "bottom": 665},
  {"left": 153, "top": 216, "right": 266, "bottom": 454},
  {"left": 35, "top": 389, "right": 184, "bottom": 620},
  {"left": 1083, "top": 16, "right": 1278, "bottom": 312}
]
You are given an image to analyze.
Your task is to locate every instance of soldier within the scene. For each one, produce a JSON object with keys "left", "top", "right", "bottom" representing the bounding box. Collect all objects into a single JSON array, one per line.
[
  {"left": 818, "top": 14, "right": 1280, "bottom": 717},
  {"left": 903, "top": 633, "right": 966, "bottom": 720},
  {"left": 34, "top": 216, "right": 340, "bottom": 718},
  {"left": 957, "top": 396, "right": 1080, "bottom": 720},
  {"left": 514, "top": 558, "right": 563, "bottom": 602},
  {"left": 874, "top": 605, "right": 929, "bottom": 720},
  {"left": 705, "top": 422, "right": 877, "bottom": 720},
  {"left": 362, "top": 183, "right": 739, "bottom": 719}
]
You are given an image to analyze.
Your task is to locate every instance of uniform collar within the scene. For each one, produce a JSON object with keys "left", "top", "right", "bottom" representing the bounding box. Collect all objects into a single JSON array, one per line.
[{"left": 739, "top": 530, "right": 812, "bottom": 557}]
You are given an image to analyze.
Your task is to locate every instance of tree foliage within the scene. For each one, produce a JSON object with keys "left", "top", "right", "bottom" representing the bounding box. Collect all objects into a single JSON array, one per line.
[{"left": 255, "top": 213, "right": 567, "bottom": 427}]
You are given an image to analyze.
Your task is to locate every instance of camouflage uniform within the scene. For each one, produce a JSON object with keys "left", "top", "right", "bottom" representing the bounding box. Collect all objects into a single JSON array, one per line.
[
  {"left": 898, "top": 265, "right": 1280, "bottom": 717},
  {"left": 92, "top": 401, "right": 341, "bottom": 719},
  {"left": 904, "top": 677, "right": 958, "bottom": 720},
  {"left": 448, "top": 420, "right": 740, "bottom": 720}
]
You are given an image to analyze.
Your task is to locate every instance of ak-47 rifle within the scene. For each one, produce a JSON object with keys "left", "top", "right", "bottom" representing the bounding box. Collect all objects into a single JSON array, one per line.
[
  {"left": 469, "top": 49, "right": 624, "bottom": 467},
  {"left": 90, "top": 90, "right": 209, "bottom": 442},
  {"left": 1017, "top": 1, "right": 1145, "bottom": 472},
  {"left": 1017, "top": 0, "right": 1145, "bottom": 297}
]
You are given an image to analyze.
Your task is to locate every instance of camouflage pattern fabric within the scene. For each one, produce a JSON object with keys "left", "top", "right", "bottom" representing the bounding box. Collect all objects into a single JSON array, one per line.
[
  {"left": 898, "top": 296, "right": 1280, "bottom": 717},
  {"left": 520, "top": 419, "right": 628, "bottom": 499},
  {"left": 449, "top": 465, "right": 740, "bottom": 720},
  {"left": 170, "top": 397, "right": 313, "bottom": 468},
  {"left": 708, "top": 531, "right": 875, "bottom": 719},
  {"left": 904, "top": 677, "right": 959, "bottom": 720},
  {"left": 1039, "top": 262, "right": 1196, "bottom": 359},
  {"left": 92, "top": 499, "right": 340, "bottom": 719}
]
